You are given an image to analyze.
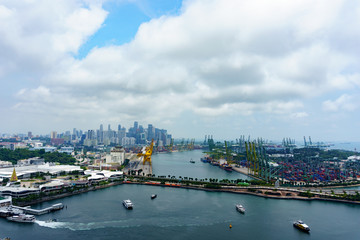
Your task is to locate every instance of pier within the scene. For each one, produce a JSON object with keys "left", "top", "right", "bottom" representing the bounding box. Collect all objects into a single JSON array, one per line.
[{"left": 12, "top": 203, "right": 64, "bottom": 215}]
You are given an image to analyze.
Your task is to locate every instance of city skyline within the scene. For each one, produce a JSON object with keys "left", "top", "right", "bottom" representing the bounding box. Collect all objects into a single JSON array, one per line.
[{"left": 1, "top": 0, "right": 360, "bottom": 141}]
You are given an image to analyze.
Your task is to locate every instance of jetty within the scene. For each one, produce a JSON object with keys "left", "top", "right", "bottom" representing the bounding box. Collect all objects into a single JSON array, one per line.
[{"left": 12, "top": 203, "right": 64, "bottom": 215}]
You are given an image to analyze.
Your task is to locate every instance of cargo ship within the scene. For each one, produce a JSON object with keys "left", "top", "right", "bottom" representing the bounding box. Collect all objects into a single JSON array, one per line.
[{"left": 220, "top": 164, "right": 233, "bottom": 172}]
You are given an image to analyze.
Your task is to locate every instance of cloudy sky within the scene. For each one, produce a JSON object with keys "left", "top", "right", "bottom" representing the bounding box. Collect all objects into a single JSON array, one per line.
[{"left": 0, "top": 0, "right": 359, "bottom": 142}]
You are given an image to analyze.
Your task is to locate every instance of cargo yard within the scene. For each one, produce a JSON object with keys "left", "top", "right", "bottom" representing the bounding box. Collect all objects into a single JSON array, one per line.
[{"left": 202, "top": 136, "right": 360, "bottom": 186}]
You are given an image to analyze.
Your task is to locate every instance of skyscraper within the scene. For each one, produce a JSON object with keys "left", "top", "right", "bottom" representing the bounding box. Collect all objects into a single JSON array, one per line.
[{"left": 50, "top": 131, "right": 57, "bottom": 139}]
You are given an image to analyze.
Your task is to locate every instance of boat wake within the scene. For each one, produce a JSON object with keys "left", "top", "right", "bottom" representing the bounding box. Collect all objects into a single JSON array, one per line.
[
  {"left": 35, "top": 217, "right": 230, "bottom": 231},
  {"left": 35, "top": 220, "right": 67, "bottom": 229}
]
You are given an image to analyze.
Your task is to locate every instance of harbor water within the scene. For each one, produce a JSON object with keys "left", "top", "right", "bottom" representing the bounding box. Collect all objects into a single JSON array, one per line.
[
  {"left": 1, "top": 150, "right": 360, "bottom": 240},
  {"left": 152, "top": 150, "right": 252, "bottom": 180}
]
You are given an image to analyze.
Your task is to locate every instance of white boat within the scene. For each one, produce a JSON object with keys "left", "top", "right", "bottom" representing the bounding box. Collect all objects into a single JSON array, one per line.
[
  {"left": 235, "top": 204, "right": 245, "bottom": 214},
  {"left": 122, "top": 199, "right": 133, "bottom": 209},
  {"left": 151, "top": 194, "right": 157, "bottom": 199},
  {"left": 45, "top": 218, "right": 57, "bottom": 223},
  {"left": 7, "top": 214, "right": 36, "bottom": 223},
  {"left": 293, "top": 220, "right": 310, "bottom": 232}
]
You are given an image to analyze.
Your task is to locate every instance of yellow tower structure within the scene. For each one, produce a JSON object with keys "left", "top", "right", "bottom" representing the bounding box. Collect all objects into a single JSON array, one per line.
[
  {"left": 137, "top": 139, "right": 154, "bottom": 165},
  {"left": 10, "top": 168, "right": 18, "bottom": 182}
]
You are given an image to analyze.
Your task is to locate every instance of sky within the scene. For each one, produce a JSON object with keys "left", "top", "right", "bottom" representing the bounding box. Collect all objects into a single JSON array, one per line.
[{"left": 0, "top": 0, "right": 360, "bottom": 142}]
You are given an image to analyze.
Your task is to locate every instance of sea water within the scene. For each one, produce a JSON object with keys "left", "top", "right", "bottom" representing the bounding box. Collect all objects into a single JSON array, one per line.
[{"left": 1, "top": 150, "right": 360, "bottom": 240}]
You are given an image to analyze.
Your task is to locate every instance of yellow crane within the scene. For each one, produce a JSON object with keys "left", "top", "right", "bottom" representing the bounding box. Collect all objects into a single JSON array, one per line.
[{"left": 137, "top": 139, "right": 154, "bottom": 165}]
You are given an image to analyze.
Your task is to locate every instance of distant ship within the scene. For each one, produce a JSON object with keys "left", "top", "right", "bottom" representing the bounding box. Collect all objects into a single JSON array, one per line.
[
  {"left": 122, "top": 199, "right": 133, "bottom": 209},
  {"left": 200, "top": 156, "right": 211, "bottom": 163},
  {"left": 220, "top": 164, "right": 233, "bottom": 172},
  {"left": 151, "top": 194, "right": 157, "bottom": 199},
  {"left": 190, "top": 159, "right": 195, "bottom": 163},
  {"left": 293, "top": 220, "right": 310, "bottom": 232},
  {"left": 210, "top": 161, "right": 219, "bottom": 166},
  {"left": 235, "top": 204, "right": 245, "bottom": 214}
]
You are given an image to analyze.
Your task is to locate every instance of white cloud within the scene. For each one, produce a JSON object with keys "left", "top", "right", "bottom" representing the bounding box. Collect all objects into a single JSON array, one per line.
[
  {"left": 2, "top": 0, "right": 360, "bottom": 138},
  {"left": 0, "top": 0, "right": 107, "bottom": 77},
  {"left": 322, "top": 94, "right": 358, "bottom": 112},
  {"left": 291, "top": 112, "right": 309, "bottom": 118}
]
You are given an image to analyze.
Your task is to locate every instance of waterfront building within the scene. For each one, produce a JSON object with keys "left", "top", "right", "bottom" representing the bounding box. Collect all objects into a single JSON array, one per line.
[
  {"left": 0, "top": 196, "right": 12, "bottom": 208},
  {"left": 106, "top": 146, "right": 125, "bottom": 165},
  {"left": 84, "top": 170, "right": 123, "bottom": 181},
  {"left": 39, "top": 180, "right": 65, "bottom": 192},
  {"left": 0, "top": 186, "right": 40, "bottom": 198},
  {"left": 0, "top": 164, "right": 83, "bottom": 180}
]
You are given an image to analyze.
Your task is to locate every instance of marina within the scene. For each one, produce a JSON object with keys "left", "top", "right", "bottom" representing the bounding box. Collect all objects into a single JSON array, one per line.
[
  {"left": 0, "top": 183, "right": 359, "bottom": 240},
  {"left": 12, "top": 203, "right": 64, "bottom": 215},
  {"left": 0, "top": 150, "right": 360, "bottom": 239}
]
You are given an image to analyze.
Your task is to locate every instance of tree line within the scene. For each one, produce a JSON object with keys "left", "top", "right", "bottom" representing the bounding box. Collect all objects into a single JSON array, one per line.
[{"left": 0, "top": 148, "right": 76, "bottom": 165}]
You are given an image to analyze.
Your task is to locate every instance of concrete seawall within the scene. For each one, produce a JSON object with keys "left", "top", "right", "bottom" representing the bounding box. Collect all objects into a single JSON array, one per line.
[{"left": 13, "top": 180, "right": 360, "bottom": 207}]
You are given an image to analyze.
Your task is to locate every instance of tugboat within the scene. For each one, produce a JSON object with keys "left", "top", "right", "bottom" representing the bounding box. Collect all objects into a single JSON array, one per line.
[
  {"left": 122, "top": 199, "right": 133, "bottom": 209},
  {"left": 151, "top": 194, "right": 157, "bottom": 199},
  {"left": 235, "top": 204, "right": 245, "bottom": 214},
  {"left": 6, "top": 214, "right": 36, "bottom": 223},
  {"left": 293, "top": 220, "right": 310, "bottom": 232}
]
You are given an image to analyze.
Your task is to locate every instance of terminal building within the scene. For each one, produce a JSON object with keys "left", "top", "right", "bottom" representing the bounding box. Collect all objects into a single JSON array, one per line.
[{"left": 0, "top": 163, "right": 83, "bottom": 180}]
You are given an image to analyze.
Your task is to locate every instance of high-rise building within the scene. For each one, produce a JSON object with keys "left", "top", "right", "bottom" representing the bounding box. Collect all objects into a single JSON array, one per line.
[
  {"left": 147, "top": 124, "right": 154, "bottom": 141},
  {"left": 50, "top": 131, "right": 57, "bottom": 139},
  {"left": 99, "top": 124, "right": 104, "bottom": 144},
  {"left": 28, "top": 131, "right": 32, "bottom": 139}
]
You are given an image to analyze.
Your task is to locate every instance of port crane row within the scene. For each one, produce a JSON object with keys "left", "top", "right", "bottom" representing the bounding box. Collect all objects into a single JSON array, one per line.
[{"left": 204, "top": 136, "right": 359, "bottom": 184}]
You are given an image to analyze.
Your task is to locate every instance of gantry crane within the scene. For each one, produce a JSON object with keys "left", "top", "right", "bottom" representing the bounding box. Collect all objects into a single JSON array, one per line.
[{"left": 137, "top": 139, "right": 154, "bottom": 165}]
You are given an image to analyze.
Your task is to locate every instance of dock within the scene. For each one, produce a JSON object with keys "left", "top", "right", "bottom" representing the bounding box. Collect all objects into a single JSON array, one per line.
[{"left": 12, "top": 203, "right": 64, "bottom": 215}]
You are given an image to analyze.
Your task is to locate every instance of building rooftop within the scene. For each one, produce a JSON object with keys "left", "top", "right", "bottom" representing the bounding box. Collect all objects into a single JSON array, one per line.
[{"left": 0, "top": 163, "right": 82, "bottom": 179}]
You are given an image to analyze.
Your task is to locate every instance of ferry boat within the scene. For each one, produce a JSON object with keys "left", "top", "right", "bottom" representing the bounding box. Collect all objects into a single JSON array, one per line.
[
  {"left": 122, "top": 199, "right": 133, "bottom": 209},
  {"left": 151, "top": 194, "right": 157, "bottom": 199},
  {"left": 6, "top": 214, "right": 36, "bottom": 223},
  {"left": 235, "top": 204, "right": 245, "bottom": 214},
  {"left": 293, "top": 220, "right": 310, "bottom": 232}
]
